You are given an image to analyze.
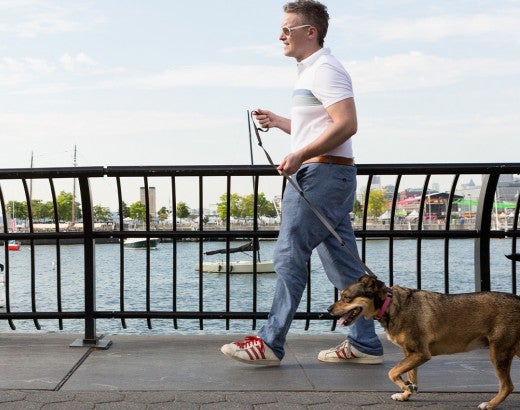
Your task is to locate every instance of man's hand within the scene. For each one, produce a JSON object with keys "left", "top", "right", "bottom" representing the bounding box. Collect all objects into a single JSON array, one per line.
[
  {"left": 277, "top": 152, "right": 303, "bottom": 176},
  {"left": 253, "top": 109, "right": 291, "bottom": 134}
]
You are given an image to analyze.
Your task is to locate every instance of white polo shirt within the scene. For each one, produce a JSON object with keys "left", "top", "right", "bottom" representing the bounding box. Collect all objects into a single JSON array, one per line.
[{"left": 291, "top": 47, "right": 354, "bottom": 159}]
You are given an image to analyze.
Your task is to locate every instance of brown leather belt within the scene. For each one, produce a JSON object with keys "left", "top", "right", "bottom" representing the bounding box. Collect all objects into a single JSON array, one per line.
[{"left": 303, "top": 155, "right": 354, "bottom": 166}]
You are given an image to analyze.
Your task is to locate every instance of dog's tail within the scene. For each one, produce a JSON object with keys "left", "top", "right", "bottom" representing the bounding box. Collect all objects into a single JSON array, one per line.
[{"left": 506, "top": 253, "right": 520, "bottom": 262}]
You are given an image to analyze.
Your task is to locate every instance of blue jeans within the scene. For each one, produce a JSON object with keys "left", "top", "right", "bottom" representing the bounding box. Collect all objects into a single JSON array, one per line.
[{"left": 258, "top": 163, "right": 383, "bottom": 360}]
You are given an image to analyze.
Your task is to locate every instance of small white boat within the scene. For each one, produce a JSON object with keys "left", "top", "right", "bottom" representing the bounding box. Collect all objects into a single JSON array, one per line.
[
  {"left": 195, "top": 240, "right": 275, "bottom": 274},
  {"left": 124, "top": 238, "right": 160, "bottom": 249},
  {"left": 195, "top": 260, "right": 275, "bottom": 274}
]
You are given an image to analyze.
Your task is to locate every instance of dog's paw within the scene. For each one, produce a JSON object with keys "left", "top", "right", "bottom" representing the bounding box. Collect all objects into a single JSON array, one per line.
[
  {"left": 477, "top": 402, "right": 490, "bottom": 410},
  {"left": 404, "top": 381, "right": 418, "bottom": 393},
  {"left": 391, "top": 392, "right": 410, "bottom": 402}
]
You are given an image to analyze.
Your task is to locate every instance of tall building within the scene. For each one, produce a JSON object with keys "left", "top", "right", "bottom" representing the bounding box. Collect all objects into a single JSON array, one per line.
[
  {"left": 498, "top": 174, "right": 520, "bottom": 202},
  {"left": 140, "top": 187, "right": 157, "bottom": 219}
]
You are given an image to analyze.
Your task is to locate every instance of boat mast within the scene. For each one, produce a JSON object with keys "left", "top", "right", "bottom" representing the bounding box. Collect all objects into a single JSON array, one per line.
[
  {"left": 29, "top": 151, "right": 33, "bottom": 203},
  {"left": 11, "top": 200, "right": 15, "bottom": 232},
  {"left": 71, "top": 145, "right": 77, "bottom": 225}
]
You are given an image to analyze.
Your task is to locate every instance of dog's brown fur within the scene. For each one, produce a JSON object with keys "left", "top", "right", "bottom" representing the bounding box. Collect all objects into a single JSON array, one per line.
[{"left": 328, "top": 275, "right": 520, "bottom": 409}]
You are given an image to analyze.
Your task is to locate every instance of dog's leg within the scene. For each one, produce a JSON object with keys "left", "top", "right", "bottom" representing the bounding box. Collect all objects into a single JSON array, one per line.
[
  {"left": 390, "top": 367, "right": 419, "bottom": 402},
  {"left": 406, "top": 368, "right": 418, "bottom": 390},
  {"left": 389, "top": 353, "right": 427, "bottom": 401},
  {"left": 478, "top": 345, "right": 514, "bottom": 410}
]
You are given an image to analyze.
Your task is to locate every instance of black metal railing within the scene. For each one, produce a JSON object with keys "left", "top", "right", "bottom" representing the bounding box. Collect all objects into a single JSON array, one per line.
[{"left": 0, "top": 163, "right": 519, "bottom": 346}]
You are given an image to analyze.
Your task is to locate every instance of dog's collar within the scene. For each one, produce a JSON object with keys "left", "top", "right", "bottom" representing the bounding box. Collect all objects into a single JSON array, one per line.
[{"left": 375, "top": 290, "right": 393, "bottom": 320}]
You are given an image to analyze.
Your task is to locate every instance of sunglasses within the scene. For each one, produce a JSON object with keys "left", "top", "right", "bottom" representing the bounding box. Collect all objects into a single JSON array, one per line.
[{"left": 281, "top": 24, "right": 311, "bottom": 36}]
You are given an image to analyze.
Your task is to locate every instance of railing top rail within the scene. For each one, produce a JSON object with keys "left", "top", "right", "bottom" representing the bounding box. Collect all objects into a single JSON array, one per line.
[
  {"left": 2, "top": 163, "right": 520, "bottom": 180},
  {"left": 105, "top": 165, "right": 277, "bottom": 177},
  {"left": 0, "top": 167, "right": 106, "bottom": 179},
  {"left": 356, "top": 163, "right": 520, "bottom": 175}
]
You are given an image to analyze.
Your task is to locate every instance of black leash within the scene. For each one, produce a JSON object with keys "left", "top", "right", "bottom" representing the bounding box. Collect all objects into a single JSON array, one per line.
[{"left": 249, "top": 110, "right": 377, "bottom": 278}]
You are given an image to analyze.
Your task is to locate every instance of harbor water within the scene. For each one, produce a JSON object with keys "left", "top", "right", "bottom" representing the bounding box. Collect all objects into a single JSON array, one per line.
[{"left": 0, "top": 238, "right": 517, "bottom": 336}]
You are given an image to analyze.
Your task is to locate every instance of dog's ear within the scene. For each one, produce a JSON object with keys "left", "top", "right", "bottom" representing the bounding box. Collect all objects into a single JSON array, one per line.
[
  {"left": 359, "top": 274, "right": 384, "bottom": 292},
  {"left": 359, "top": 274, "right": 388, "bottom": 296}
]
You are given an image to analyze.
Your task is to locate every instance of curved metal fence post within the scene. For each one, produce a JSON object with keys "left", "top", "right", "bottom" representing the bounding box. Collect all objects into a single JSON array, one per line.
[
  {"left": 70, "top": 175, "right": 112, "bottom": 349},
  {"left": 474, "top": 173, "right": 500, "bottom": 292}
]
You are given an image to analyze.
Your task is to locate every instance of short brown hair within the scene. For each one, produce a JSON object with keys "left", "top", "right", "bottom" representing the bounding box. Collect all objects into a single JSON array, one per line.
[{"left": 283, "top": 0, "right": 329, "bottom": 47}]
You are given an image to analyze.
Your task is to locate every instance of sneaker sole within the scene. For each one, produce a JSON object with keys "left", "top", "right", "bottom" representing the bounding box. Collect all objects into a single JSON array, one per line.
[
  {"left": 221, "top": 346, "right": 280, "bottom": 366},
  {"left": 318, "top": 355, "right": 383, "bottom": 364}
]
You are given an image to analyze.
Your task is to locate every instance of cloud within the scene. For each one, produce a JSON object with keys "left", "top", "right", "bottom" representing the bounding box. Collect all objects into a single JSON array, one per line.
[
  {"left": 347, "top": 51, "right": 520, "bottom": 93},
  {"left": 59, "top": 52, "right": 99, "bottom": 72},
  {"left": 220, "top": 43, "right": 283, "bottom": 59},
  {"left": 0, "top": 52, "right": 124, "bottom": 90},
  {"left": 0, "top": 110, "right": 242, "bottom": 140},
  {"left": 375, "top": 10, "right": 520, "bottom": 42},
  {"left": 0, "top": 56, "right": 55, "bottom": 86},
  {"left": 355, "top": 112, "right": 520, "bottom": 164},
  {"left": 2, "top": 50, "right": 519, "bottom": 96},
  {"left": 337, "top": 8, "right": 520, "bottom": 43},
  {"left": 125, "top": 64, "right": 294, "bottom": 90},
  {"left": 0, "top": 1, "right": 103, "bottom": 38}
]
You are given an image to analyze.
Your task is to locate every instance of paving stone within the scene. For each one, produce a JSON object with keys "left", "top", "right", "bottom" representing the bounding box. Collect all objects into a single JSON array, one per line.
[
  {"left": 41, "top": 401, "right": 94, "bottom": 410},
  {"left": 174, "top": 391, "right": 227, "bottom": 404},
  {"left": 73, "top": 391, "right": 124, "bottom": 404},
  {"left": 24, "top": 391, "right": 76, "bottom": 404},
  {"left": 0, "top": 402, "right": 42, "bottom": 410},
  {"left": 0, "top": 390, "right": 27, "bottom": 403},
  {"left": 95, "top": 402, "right": 147, "bottom": 410},
  {"left": 225, "top": 392, "right": 278, "bottom": 405},
  {"left": 123, "top": 391, "right": 177, "bottom": 404}
]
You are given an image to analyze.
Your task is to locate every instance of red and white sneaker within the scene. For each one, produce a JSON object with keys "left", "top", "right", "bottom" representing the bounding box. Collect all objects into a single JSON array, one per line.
[
  {"left": 318, "top": 339, "right": 383, "bottom": 364},
  {"left": 220, "top": 336, "right": 280, "bottom": 366}
]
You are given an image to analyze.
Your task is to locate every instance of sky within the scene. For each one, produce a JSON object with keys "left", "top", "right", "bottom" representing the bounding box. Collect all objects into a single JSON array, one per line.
[{"left": 1, "top": 0, "right": 519, "bottom": 209}]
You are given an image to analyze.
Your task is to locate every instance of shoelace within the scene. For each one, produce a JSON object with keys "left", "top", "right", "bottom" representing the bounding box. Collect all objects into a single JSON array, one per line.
[{"left": 234, "top": 336, "right": 264, "bottom": 351}]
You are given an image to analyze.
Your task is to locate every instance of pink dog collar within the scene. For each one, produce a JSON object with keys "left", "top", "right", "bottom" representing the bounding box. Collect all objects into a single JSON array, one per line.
[{"left": 375, "top": 291, "right": 393, "bottom": 320}]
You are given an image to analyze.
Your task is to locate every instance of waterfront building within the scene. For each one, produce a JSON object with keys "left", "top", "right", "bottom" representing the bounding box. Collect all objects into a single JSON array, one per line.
[{"left": 140, "top": 186, "right": 157, "bottom": 220}]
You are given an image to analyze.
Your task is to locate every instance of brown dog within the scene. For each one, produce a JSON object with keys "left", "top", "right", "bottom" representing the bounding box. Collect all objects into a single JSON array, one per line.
[{"left": 328, "top": 274, "right": 520, "bottom": 410}]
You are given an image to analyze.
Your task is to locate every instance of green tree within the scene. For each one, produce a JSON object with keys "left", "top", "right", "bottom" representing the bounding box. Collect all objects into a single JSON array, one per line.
[
  {"left": 30, "top": 199, "right": 44, "bottom": 221},
  {"left": 241, "top": 194, "right": 255, "bottom": 219},
  {"left": 7, "top": 201, "right": 27, "bottom": 220},
  {"left": 30, "top": 199, "right": 54, "bottom": 221},
  {"left": 258, "top": 193, "right": 277, "bottom": 218},
  {"left": 56, "top": 191, "right": 82, "bottom": 222},
  {"left": 40, "top": 201, "right": 54, "bottom": 221},
  {"left": 129, "top": 201, "right": 146, "bottom": 221},
  {"left": 92, "top": 205, "right": 112, "bottom": 222},
  {"left": 176, "top": 201, "right": 190, "bottom": 219},
  {"left": 367, "top": 189, "right": 388, "bottom": 219},
  {"left": 216, "top": 193, "right": 242, "bottom": 220},
  {"left": 158, "top": 206, "right": 170, "bottom": 221},
  {"left": 121, "top": 201, "right": 130, "bottom": 218},
  {"left": 241, "top": 193, "right": 277, "bottom": 218},
  {"left": 353, "top": 198, "right": 362, "bottom": 219}
]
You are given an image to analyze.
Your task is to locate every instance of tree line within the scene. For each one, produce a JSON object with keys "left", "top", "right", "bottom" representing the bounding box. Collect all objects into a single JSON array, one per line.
[
  {"left": 4, "top": 189, "right": 388, "bottom": 224},
  {"left": 4, "top": 191, "right": 279, "bottom": 224}
]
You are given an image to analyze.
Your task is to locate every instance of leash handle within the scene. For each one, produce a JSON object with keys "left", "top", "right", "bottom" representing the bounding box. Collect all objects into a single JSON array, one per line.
[{"left": 249, "top": 111, "right": 377, "bottom": 278}]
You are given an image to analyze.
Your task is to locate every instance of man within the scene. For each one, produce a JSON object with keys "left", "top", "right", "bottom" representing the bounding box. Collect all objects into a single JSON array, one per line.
[{"left": 221, "top": 0, "right": 383, "bottom": 366}]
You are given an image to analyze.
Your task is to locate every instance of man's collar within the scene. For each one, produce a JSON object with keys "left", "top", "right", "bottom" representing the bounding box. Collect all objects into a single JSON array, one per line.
[{"left": 297, "top": 47, "right": 330, "bottom": 72}]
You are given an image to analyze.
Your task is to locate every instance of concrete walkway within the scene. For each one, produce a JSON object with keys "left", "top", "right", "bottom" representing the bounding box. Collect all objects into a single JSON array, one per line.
[{"left": 0, "top": 333, "right": 519, "bottom": 409}]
